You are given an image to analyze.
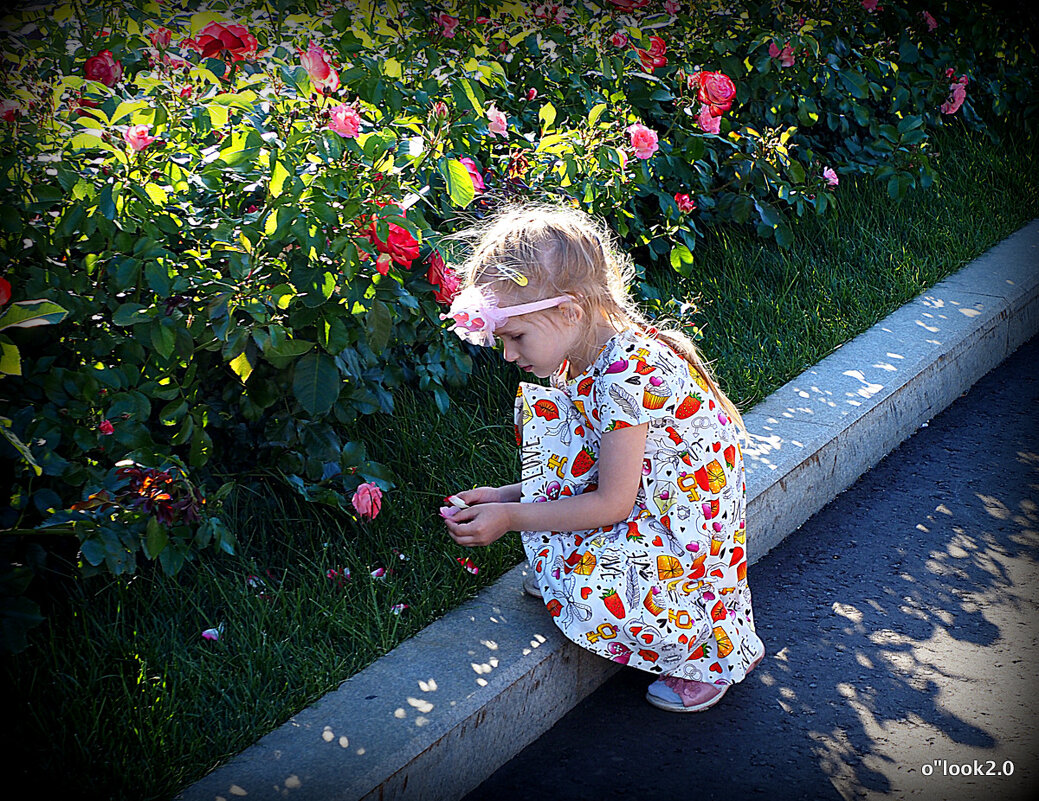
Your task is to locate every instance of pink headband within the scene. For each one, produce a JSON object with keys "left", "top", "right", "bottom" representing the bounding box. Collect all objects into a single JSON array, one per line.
[{"left": 440, "top": 285, "right": 572, "bottom": 347}]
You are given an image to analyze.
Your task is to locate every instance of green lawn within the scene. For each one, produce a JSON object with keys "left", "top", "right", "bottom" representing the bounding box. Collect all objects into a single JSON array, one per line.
[{"left": 3, "top": 120, "right": 1038, "bottom": 801}]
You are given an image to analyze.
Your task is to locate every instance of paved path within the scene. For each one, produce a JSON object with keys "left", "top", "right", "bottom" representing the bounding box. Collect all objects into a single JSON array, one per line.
[{"left": 464, "top": 336, "right": 1039, "bottom": 801}]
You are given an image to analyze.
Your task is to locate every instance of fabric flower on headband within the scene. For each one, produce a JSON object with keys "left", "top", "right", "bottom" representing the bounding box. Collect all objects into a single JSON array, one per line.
[{"left": 440, "top": 285, "right": 571, "bottom": 347}]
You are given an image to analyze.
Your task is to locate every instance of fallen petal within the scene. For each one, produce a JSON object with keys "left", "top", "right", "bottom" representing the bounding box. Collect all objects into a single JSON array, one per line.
[{"left": 456, "top": 557, "right": 479, "bottom": 575}]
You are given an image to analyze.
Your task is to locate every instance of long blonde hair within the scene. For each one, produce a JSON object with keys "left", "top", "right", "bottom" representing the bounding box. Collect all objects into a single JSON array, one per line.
[{"left": 452, "top": 201, "right": 746, "bottom": 436}]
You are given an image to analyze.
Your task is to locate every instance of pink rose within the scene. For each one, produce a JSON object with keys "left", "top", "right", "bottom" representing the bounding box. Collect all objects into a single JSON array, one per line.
[
  {"left": 769, "top": 41, "right": 795, "bottom": 67},
  {"left": 940, "top": 81, "right": 967, "bottom": 115},
  {"left": 426, "top": 251, "right": 461, "bottom": 305},
  {"left": 696, "top": 70, "right": 737, "bottom": 116},
  {"left": 862, "top": 0, "right": 879, "bottom": 10},
  {"left": 194, "top": 20, "right": 258, "bottom": 62},
  {"left": 435, "top": 13, "right": 459, "bottom": 38},
  {"left": 823, "top": 167, "right": 839, "bottom": 187},
  {"left": 458, "top": 156, "right": 485, "bottom": 193},
  {"left": 328, "top": 103, "right": 362, "bottom": 137},
  {"left": 921, "top": 10, "right": 937, "bottom": 31},
  {"left": 84, "top": 50, "right": 123, "bottom": 86},
  {"left": 526, "top": 87, "right": 537, "bottom": 101},
  {"left": 674, "top": 193, "right": 696, "bottom": 213},
  {"left": 352, "top": 482, "right": 383, "bottom": 519},
  {"left": 664, "top": 0, "right": 680, "bottom": 14},
  {"left": 608, "top": 0, "right": 651, "bottom": 10},
  {"left": 487, "top": 103, "right": 508, "bottom": 137},
  {"left": 610, "top": 31, "right": 628, "bottom": 48},
  {"left": 431, "top": 100, "right": 449, "bottom": 120},
  {"left": 149, "top": 27, "right": 172, "bottom": 48},
  {"left": 99, "top": 420, "right": 114, "bottom": 435},
  {"left": 697, "top": 104, "right": 720, "bottom": 134},
  {"left": 627, "top": 122, "right": 658, "bottom": 159},
  {"left": 300, "top": 41, "right": 339, "bottom": 94},
  {"left": 124, "top": 123, "right": 156, "bottom": 151}
]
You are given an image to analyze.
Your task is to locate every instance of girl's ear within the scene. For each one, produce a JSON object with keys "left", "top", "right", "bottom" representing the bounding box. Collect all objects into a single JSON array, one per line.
[{"left": 561, "top": 299, "right": 583, "bottom": 325}]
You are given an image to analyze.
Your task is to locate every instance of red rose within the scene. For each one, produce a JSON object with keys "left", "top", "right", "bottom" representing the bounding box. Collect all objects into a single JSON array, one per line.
[
  {"left": 426, "top": 251, "right": 461, "bottom": 305},
  {"left": 84, "top": 50, "right": 123, "bottom": 86},
  {"left": 193, "top": 21, "right": 258, "bottom": 62},
  {"left": 636, "top": 35, "right": 667, "bottom": 71},
  {"left": 696, "top": 71, "right": 736, "bottom": 116},
  {"left": 674, "top": 193, "right": 696, "bottom": 213},
  {"left": 367, "top": 212, "right": 420, "bottom": 269},
  {"left": 98, "top": 420, "right": 114, "bottom": 435},
  {"left": 0, "top": 276, "right": 10, "bottom": 306}
]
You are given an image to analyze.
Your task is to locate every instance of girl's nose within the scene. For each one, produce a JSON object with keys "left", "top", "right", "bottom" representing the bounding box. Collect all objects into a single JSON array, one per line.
[{"left": 503, "top": 342, "right": 517, "bottom": 362}]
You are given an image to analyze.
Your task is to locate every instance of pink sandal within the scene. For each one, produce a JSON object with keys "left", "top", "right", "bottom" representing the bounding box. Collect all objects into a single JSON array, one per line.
[{"left": 646, "top": 650, "right": 765, "bottom": 712}]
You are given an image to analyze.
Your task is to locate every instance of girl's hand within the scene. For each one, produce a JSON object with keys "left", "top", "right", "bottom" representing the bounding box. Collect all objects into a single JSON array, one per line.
[
  {"left": 444, "top": 503, "right": 513, "bottom": 547},
  {"left": 453, "top": 486, "right": 503, "bottom": 506}
]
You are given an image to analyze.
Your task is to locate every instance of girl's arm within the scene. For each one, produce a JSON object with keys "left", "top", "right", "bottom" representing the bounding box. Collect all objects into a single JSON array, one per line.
[{"left": 445, "top": 423, "right": 648, "bottom": 547}]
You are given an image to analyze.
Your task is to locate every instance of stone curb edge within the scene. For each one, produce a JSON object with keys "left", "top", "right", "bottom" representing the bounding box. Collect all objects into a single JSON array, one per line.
[{"left": 178, "top": 219, "right": 1039, "bottom": 801}]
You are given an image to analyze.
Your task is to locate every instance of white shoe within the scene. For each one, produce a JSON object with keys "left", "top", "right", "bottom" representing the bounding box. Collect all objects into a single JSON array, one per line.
[
  {"left": 646, "top": 677, "right": 728, "bottom": 712},
  {"left": 523, "top": 573, "right": 542, "bottom": 598}
]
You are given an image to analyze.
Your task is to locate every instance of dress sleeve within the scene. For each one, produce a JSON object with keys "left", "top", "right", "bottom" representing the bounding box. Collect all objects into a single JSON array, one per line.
[{"left": 594, "top": 337, "right": 680, "bottom": 432}]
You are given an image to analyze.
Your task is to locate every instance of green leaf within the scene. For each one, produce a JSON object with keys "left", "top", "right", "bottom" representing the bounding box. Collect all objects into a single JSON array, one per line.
[
  {"left": 293, "top": 351, "right": 341, "bottom": 417},
  {"left": 539, "top": 101, "right": 557, "bottom": 131},
  {"left": 229, "top": 351, "right": 254, "bottom": 383},
  {"left": 0, "top": 341, "right": 20, "bottom": 375},
  {"left": 144, "top": 517, "right": 168, "bottom": 559},
  {"left": 150, "top": 320, "right": 176, "bottom": 359},
  {"left": 366, "top": 300, "right": 393, "bottom": 353},
  {"left": 265, "top": 339, "right": 315, "bottom": 369},
  {"left": 80, "top": 539, "right": 106, "bottom": 566},
  {"left": 438, "top": 158, "right": 476, "bottom": 209},
  {"left": 669, "top": 244, "right": 694, "bottom": 277},
  {"left": 269, "top": 159, "right": 291, "bottom": 197},
  {"left": 587, "top": 102, "right": 607, "bottom": 126},
  {"left": 111, "top": 303, "right": 148, "bottom": 326},
  {"left": 839, "top": 69, "right": 869, "bottom": 99},
  {"left": 755, "top": 200, "right": 782, "bottom": 228},
  {"left": 0, "top": 299, "right": 69, "bottom": 331},
  {"left": 0, "top": 417, "right": 40, "bottom": 475}
]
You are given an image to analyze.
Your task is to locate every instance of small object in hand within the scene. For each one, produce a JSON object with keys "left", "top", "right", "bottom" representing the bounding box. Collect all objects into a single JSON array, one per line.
[{"left": 445, "top": 495, "right": 470, "bottom": 509}]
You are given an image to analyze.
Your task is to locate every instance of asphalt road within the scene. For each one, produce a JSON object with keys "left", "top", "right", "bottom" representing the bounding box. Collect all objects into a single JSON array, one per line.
[{"left": 464, "top": 335, "right": 1039, "bottom": 801}]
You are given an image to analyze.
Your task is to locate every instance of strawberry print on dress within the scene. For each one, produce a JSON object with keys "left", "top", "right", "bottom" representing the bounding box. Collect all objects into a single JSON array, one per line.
[{"left": 516, "top": 326, "right": 765, "bottom": 683}]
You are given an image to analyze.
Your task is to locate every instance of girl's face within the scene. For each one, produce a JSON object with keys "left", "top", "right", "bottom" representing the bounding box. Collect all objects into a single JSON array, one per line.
[{"left": 496, "top": 309, "right": 580, "bottom": 379}]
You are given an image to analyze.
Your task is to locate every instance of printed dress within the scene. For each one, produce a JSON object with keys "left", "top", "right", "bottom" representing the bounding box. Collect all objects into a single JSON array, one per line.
[{"left": 515, "top": 326, "right": 765, "bottom": 683}]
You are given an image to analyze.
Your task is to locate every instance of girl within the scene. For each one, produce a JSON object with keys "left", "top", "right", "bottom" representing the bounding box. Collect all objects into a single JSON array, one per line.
[{"left": 441, "top": 202, "right": 765, "bottom": 712}]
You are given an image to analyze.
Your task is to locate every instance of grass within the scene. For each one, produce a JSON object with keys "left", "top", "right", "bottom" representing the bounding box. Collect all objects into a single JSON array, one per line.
[{"left": 2, "top": 121, "right": 1038, "bottom": 800}]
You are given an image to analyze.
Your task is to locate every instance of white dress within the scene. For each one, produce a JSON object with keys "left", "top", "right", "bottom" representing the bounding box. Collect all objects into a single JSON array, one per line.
[{"left": 515, "top": 326, "right": 765, "bottom": 682}]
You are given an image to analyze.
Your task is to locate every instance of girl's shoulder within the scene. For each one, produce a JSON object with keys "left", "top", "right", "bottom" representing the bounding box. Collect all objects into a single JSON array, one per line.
[{"left": 610, "top": 326, "right": 689, "bottom": 372}]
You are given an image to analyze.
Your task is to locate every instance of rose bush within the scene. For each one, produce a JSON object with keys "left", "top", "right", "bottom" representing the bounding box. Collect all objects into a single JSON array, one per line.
[{"left": 0, "top": 0, "right": 1033, "bottom": 651}]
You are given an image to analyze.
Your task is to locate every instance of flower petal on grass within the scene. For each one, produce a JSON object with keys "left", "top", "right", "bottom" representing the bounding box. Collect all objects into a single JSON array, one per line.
[
  {"left": 456, "top": 557, "right": 479, "bottom": 575},
  {"left": 202, "top": 622, "right": 225, "bottom": 641}
]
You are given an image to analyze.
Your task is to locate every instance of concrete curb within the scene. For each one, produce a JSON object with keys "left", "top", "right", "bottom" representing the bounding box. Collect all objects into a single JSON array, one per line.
[{"left": 177, "top": 220, "right": 1039, "bottom": 801}]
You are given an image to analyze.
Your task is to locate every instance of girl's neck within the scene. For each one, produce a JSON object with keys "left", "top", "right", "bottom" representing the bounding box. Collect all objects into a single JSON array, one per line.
[{"left": 565, "top": 317, "right": 627, "bottom": 379}]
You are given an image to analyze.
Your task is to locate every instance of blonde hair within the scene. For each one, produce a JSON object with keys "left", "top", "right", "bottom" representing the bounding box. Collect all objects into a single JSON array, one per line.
[{"left": 453, "top": 201, "right": 746, "bottom": 436}]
